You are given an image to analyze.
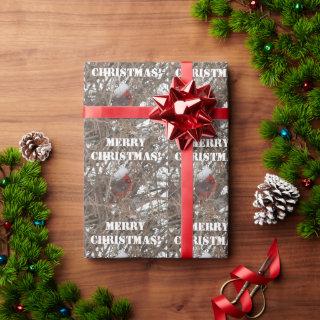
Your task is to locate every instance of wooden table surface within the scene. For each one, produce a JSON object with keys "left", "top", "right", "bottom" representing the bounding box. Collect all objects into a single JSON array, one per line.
[{"left": 1, "top": 1, "right": 319, "bottom": 319}]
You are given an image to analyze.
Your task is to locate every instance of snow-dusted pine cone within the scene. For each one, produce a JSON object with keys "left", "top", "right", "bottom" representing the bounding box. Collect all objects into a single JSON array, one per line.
[
  {"left": 253, "top": 173, "right": 300, "bottom": 225},
  {"left": 19, "top": 131, "right": 52, "bottom": 162}
]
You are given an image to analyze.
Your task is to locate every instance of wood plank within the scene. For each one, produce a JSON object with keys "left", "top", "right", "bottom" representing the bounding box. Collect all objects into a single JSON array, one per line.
[{"left": 0, "top": 1, "right": 319, "bottom": 319}]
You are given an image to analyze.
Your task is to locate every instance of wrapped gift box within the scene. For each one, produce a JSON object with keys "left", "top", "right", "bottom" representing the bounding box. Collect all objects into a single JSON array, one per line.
[{"left": 83, "top": 62, "right": 229, "bottom": 258}]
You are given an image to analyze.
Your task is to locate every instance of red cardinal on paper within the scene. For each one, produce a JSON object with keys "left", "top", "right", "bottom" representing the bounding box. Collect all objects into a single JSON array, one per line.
[
  {"left": 196, "top": 166, "right": 217, "bottom": 199},
  {"left": 112, "top": 82, "right": 133, "bottom": 105},
  {"left": 150, "top": 77, "right": 217, "bottom": 150},
  {"left": 111, "top": 166, "right": 132, "bottom": 198}
]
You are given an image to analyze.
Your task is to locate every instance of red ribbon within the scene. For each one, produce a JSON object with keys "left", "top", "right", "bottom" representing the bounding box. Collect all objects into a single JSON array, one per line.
[
  {"left": 211, "top": 239, "right": 281, "bottom": 320},
  {"left": 82, "top": 106, "right": 153, "bottom": 119},
  {"left": 180, "top": 136, "right": 194, "bottom": 258},
  {"left": 83, "top": 62, "right": 229, "bottom": 258}
]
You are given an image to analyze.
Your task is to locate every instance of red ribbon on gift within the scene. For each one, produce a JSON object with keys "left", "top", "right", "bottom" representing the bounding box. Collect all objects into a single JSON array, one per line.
[
  {"left": 83, "top": 62, "right": 229, "bottom": 258},
  {"left": 211, "top": 239, "right": 281, "bottom": 320}
]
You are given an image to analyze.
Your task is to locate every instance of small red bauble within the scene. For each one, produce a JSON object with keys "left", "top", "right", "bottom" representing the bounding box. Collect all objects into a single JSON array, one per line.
[
  {"left": 15, "top": 304, "right": 25, "bottom": 313},
  {"left": 249, "top": 0, "right": 260, "bottom": 10},
  {"left": 301, "top": 178, "right": 313, "bottom": 189},
  {"left": 302, "top": 80, "right": 313, "bottom": 92},
  {"left": 3, "top": 221, "right": 12, "bottom": 231}
]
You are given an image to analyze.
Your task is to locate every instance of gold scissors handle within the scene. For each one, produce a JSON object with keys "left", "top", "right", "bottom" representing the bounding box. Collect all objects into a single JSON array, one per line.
[
  {"left": 219, "top": 279, "right": 267, "bottom": 319},
  {"left": 247, "top": 285, "right": 266, "bottom": 319}
]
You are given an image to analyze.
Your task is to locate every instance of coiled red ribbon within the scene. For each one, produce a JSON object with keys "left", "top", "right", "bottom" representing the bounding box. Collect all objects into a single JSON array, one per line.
[{"left": 211, "top": 239, "right": 280, "bottom": 320}]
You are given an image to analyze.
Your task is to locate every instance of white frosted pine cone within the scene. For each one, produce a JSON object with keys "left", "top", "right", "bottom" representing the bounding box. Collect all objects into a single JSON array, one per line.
[
  {"left": 19, "top": 131, "right": 52, "bottom": 162},
  {"left": 253, "top": 173, "right": 300, "bottom": 225}
]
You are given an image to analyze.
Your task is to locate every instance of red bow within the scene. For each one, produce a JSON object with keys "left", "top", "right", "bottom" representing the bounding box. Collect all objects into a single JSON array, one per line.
[{"left": 150, "top": 77, "right": 217, "bottom": 150}]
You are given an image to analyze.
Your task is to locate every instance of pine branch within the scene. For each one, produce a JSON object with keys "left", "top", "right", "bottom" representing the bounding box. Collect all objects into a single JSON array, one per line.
[
  {"left": 191, "top": 0, "right": 320, "bottom": 238},
  {"left": 0, "top": 147, "right": 132, "bottom": 319}
]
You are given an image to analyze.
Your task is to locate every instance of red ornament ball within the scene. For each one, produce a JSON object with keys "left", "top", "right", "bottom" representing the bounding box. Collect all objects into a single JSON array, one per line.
[
  {"left": 302, "top": 80, "right": 313, "bottom": 92},
  {"left": 249, "top": 0, "right": 260, "bottom": 10},
  {"left": 15, "top": 304, "right": 25, "bottom": 313},
  {"left": 3, "top": 221, "right": 12, "bottom": 231},
  {"left": 301, "top": 178, "right": 313, "bottom": 189}
]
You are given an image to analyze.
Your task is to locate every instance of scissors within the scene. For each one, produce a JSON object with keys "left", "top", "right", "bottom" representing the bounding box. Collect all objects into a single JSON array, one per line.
[{"left": 219, "top": 256, "right": 272, "bottom": 319}]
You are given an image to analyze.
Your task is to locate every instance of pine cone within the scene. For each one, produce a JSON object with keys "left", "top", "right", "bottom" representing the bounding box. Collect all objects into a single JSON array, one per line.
[
  {"left": 19, "top": 131, "right": 52, "bottom": 162},
  {"left": 253, "top": 173, "right": 300, "bottom": 225}
]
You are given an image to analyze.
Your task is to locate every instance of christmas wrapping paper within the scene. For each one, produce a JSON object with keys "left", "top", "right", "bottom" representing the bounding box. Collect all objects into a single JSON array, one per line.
[{"left": 84, "top": 62, "right": 229, "bottom": 258}]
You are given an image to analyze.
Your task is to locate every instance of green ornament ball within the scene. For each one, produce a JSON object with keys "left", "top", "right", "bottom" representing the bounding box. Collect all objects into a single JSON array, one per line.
[
  {"left": 293, "top": 3, "right": 303, "bottom": 12},
  {"left": 28, "top": 264, "right": 36, "bottom": 272},
  {"left": 263, "top": 43, "right": 273, "bottom": 54},
  {"left": 58, "top": 306, "right": 71, "bottom": 317},
  {"left": 279, "top": 128, "right": 291, "bottom": 140},
  {"left": 0, "top": 255, "right": 8, "bottom": 265},
  {"left": 0, "top": 177, "right": 10, "bottom": 188},
  {"left": 33, "top": 219, "right": 46, "bottom": 227}
]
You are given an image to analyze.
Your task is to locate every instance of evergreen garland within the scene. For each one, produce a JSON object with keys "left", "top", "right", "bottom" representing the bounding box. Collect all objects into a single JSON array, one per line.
[
  {"left": 0, "top": 147, "right": 132, "bottom": 319},
  {"left": 191, "top": 0, "right": 320, "bottom": 238}
]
